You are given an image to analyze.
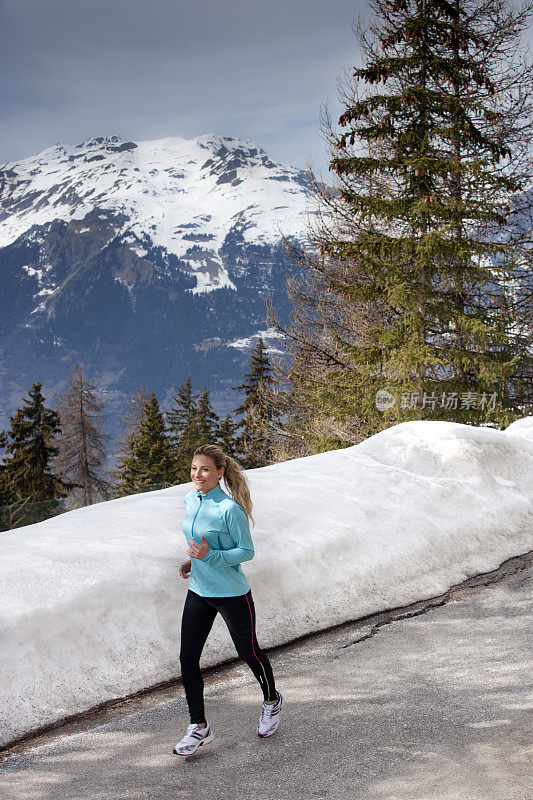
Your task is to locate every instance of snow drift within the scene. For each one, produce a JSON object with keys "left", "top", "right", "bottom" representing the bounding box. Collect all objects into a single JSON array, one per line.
[{"left": 1, "top": 418, "right": 532, "bottom": 748}]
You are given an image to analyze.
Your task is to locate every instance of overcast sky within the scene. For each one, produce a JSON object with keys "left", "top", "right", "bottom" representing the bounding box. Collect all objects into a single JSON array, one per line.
[
  {"left": 0, "top": 0, "right": 368, "bottom": 178},
  {"left": 1, "top": 1, "right": 532, "bottom": 178}
]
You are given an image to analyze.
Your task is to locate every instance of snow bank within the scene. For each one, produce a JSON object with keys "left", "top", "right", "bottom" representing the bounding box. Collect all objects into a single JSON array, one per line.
[{"left": 1, "top": 419, "right": 532, "bottom": 747}]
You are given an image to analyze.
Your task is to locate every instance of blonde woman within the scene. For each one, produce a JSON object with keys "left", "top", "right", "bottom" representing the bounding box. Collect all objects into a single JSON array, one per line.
[{"left": 172, "top": 444, "right": 282, "bottom": 756}]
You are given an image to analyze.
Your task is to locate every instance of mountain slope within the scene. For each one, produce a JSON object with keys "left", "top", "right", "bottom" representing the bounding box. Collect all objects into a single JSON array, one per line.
[{"left": 0, "top": 133, "right": 314, "bottom": 448}]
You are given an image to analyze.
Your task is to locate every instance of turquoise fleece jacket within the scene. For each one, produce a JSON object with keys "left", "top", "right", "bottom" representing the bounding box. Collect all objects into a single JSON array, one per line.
[{"left": 182, "top": 482, "right": 254, "bottom": 597}]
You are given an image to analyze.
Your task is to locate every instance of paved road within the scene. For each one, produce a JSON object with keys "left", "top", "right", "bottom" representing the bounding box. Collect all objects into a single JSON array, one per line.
[{"left": 1, "top": 552, "right": 532, "bottom": 800}]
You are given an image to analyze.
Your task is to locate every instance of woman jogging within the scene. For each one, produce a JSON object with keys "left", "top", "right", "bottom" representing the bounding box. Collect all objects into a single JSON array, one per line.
[{"left": 173, "top": 443, "right": 282, "bottom": 756}]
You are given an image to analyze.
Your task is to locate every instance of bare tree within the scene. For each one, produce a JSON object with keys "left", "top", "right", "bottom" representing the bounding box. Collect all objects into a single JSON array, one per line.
[{"left": 51, "top": 362, "right": 111, "bottom": 507}]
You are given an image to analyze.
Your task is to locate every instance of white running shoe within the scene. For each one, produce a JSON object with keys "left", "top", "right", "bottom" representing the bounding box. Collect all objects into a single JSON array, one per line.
[
  {"left": 257, "top": 691, "right": 283, "bottom": 737},
  {"left": 172, "top": 722, "right": 213, "bottom": 756}
]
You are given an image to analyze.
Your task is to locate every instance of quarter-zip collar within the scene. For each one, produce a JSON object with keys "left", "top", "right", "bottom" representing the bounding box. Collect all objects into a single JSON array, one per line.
[{"left": 195, "top": 482, "right": 225, "bottom": 501}]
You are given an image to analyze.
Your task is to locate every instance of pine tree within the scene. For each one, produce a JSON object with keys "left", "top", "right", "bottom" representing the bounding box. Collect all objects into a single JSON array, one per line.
[
  {"left": 172, "top": 385, "right": 221, "bottom": 483},
  {"left": 132, "top": 393, "right": 175, "bottom": 487},
  {"left": 111, "top": 385, "right": 149, "bottom": 484},
  {"left": 166, "top": 379, "right": 200, "bottom": 483},
  {"left": 269, "top": 0, "right": 533, "bottom": 449},
  {"left": 232, "top": 338, "right": 282, "bottom": 467},
  {"left": 112, "top": 392, "right": 174, "bottom": 496},
  {"left": 216, "top": 413, "right": 240, "bottom": 458},
  {"left": 167, "top": 381, "right": 241, "bottom": 479},
  {"left": 165, "top": 378, "right": 198, "bottom": 449},
  {"left": 50, "top": 362, "right": 111, "bottom": 507},
  {"left": 118, "top": 386, "right": 151, "bottom": 445},
  {"left": 0, "top": 429, "right": 13, "bottom": 510},
  {"left": 1, "top": 382, "right": 71, "bottom": 528},
  {"left": 195, "top": 386, "right": 221, "bottom": 443}
]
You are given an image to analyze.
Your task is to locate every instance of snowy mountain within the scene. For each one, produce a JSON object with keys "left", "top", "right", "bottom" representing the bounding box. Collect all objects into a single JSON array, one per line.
[{"left": 0, "top": 133, "right": 316, "bottom": 445}]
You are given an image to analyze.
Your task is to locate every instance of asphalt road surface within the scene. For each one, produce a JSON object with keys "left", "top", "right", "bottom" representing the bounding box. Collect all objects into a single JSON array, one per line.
[{"left": 1, "top": 551, "right": 531, "bottom": 800}]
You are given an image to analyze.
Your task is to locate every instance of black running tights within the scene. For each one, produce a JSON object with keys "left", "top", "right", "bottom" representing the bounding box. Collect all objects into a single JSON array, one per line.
[{"left": 180, "top": 588, "right": 277, "bottom": 724}]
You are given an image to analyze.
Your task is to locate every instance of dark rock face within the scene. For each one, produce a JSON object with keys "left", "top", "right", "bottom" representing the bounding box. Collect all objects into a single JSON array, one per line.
[
  {"left": 0, "top": 209, "right": 302, "bottom": 452},
  {"left": 0, "top": 134, "right": 315, "bottom": 454}
]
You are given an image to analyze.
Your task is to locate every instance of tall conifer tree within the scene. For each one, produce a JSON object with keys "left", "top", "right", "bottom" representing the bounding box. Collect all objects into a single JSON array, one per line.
[
  {"left": 271, "top": 0, "right": 533, "bottom": 449},
  {"left": 0, "top": 430, "right": 11, "bottom": 509},
  {"left": 113, "top": 392, "right": 174, "bottom": 496},
  {"left": 232, "top": 338, "right": 282, "bottom": 467},
  {"left": 195, "top": 386, "right": 221, "bottom": 443},
  {"left": 165, "top": 379, "right": 198, "bottom": 450},
  {"left": 1, "top": 382, "right": 70, "bottom": 527},
  {"left": 216, "top": 413, "right": 240, "bottom": 458},
  {"left": 113, "top": 386, "right": 150, "bottom": 467},
  {"left": 166, "top": 379, "right": 201, "bottom": 483}
]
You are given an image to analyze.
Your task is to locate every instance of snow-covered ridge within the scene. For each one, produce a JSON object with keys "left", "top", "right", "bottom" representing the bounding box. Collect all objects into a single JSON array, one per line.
[
  {"left": 0, "top": 133, "right": 314, "bottom": 261},
  {"left": 1, "top": 418, "right": 532, "bottom": 748}
]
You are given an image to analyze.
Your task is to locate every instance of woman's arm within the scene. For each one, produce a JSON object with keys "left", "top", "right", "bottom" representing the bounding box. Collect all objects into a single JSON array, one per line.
[{"left": 200, "top": 503, "right": 255, "bottom": 567}]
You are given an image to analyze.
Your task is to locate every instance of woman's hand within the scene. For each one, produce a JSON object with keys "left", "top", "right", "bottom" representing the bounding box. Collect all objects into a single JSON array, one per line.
[
  {"left": 186, "top": 535, "right": 209, "bottom": 560},
  {"left": 179, "top": 559, "right": 191, "bottom": 579}
]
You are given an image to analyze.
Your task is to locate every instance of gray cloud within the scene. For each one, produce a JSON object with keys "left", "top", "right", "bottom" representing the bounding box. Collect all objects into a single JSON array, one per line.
[
  {"left": 0, "top": 0, "right": 365, "bottom": 174},
  {"left": 3, "top": 1, "right": 530, "bottom": 175}
]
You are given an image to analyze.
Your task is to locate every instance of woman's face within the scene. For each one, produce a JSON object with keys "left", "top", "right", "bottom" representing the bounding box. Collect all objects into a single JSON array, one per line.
[{"left": 191, "top": 455, "right": 224, "bottom": 494}]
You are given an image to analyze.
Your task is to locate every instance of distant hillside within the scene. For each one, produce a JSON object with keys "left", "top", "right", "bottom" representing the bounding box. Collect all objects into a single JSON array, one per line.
[{"left": 0, "top": 133, "right": 316, "bottom": 451}]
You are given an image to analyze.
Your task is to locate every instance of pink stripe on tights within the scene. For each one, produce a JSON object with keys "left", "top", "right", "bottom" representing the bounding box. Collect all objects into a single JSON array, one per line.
[{"left": 245, "top": 593, "right": 270, "bottom": 695}]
